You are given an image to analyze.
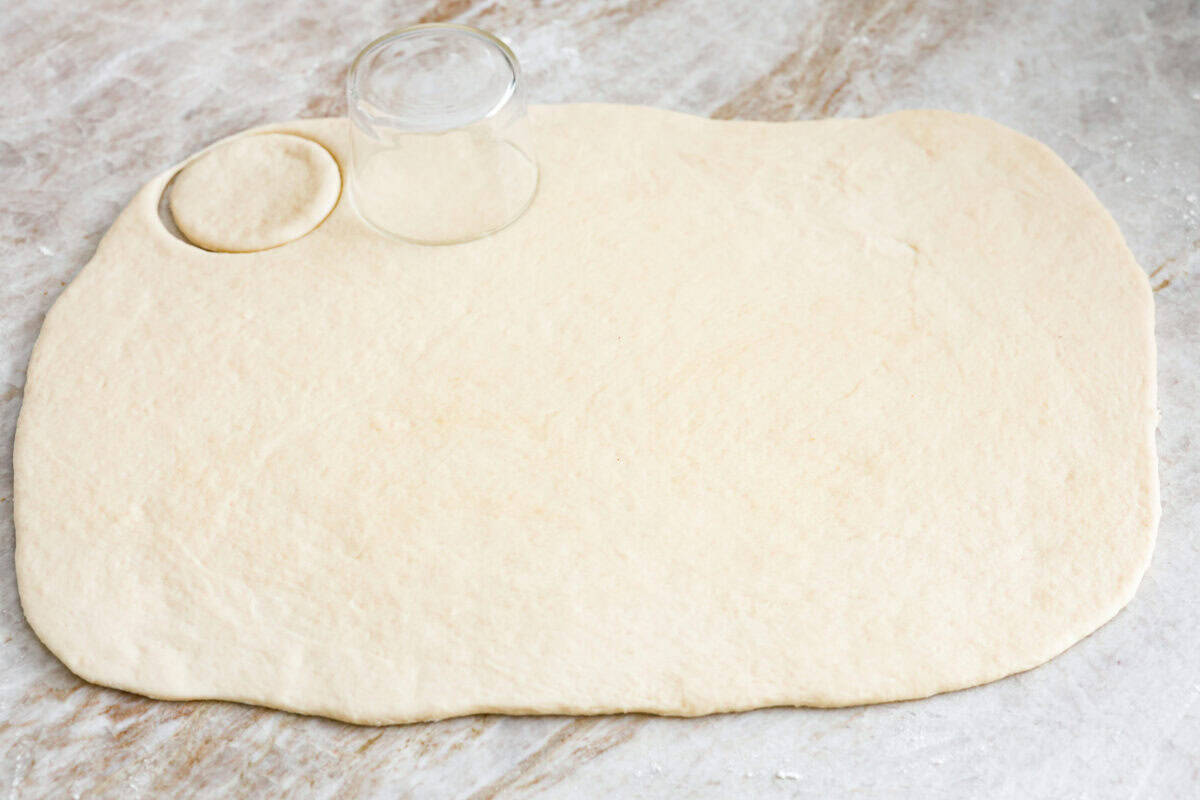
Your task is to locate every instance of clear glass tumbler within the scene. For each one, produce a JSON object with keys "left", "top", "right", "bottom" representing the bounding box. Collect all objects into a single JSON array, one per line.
[{"left": 346, "top": 24, "right": 538, "bottom": 245}]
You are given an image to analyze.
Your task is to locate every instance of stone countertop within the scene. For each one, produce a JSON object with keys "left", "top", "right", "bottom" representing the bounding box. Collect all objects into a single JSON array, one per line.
[{"left": 1, "top": 1, "right": 1197, "bottom": 797}]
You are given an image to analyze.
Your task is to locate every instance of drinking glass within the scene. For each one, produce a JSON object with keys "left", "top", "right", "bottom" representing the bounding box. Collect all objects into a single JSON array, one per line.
[{"left": 346, "top": 24, "right": 539, "bottom": 244}]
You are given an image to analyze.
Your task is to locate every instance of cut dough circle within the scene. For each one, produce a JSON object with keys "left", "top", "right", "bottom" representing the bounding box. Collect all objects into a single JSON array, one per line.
[
  {"left": 14, "top": 107, "right": 1157, "bottom": 725},
  {"left": 168, "top": 132, "right": 340, "bottom": 252}
]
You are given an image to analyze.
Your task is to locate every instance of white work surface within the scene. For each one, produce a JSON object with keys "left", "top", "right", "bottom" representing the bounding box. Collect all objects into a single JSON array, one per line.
[{"left": 1, "top": 1, "right": 1197, "bottom": 797}]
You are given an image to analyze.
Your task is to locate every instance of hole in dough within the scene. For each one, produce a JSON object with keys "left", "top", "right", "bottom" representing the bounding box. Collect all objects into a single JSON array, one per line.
[{"left": 156, "top": 169, "right": 192, "bottom": 246}]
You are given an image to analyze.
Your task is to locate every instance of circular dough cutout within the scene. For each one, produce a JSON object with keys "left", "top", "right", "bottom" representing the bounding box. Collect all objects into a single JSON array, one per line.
[{"left": 168, "top": 133, "right": 340, "bottom": 252}]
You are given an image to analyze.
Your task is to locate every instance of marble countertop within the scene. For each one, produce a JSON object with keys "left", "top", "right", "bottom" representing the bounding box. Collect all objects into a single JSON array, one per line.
[{"left": 2, "top": 1, "right": 1197, "bottom": 797}]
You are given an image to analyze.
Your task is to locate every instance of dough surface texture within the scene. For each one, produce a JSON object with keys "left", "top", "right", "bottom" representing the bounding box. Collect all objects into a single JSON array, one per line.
[
  {"left": 168, "top": 132, "right": 340, "bottom": 252},
  {"left": 15, "top": 106, "right": 1158, "bottom": 724}
]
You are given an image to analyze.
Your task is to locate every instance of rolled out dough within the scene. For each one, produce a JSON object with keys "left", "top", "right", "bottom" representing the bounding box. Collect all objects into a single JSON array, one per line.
[{"left": 14, "top": 106, "right": 1157, "bottom": 725}]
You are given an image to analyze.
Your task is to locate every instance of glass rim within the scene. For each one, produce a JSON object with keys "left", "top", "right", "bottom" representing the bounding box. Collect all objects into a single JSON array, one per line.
[{"left": 346, "top": 23, "right": 523, "bottom": 132}]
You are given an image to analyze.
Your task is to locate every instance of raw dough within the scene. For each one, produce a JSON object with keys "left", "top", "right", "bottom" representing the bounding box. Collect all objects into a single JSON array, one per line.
[
  {"left": 168, "top": 132, "right": 340, "bottom": 252},
  {"left": 14, "top": 106, "right": 1158, "bottom": 725}
]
